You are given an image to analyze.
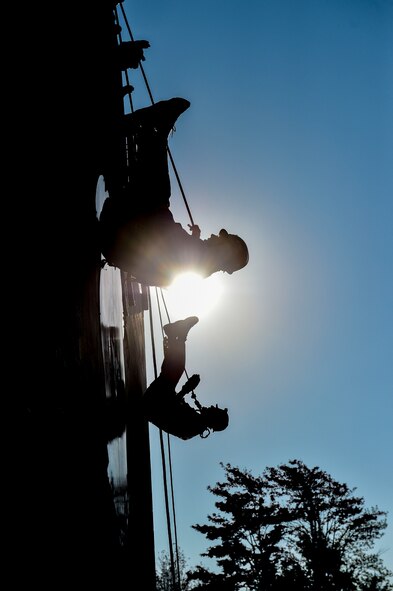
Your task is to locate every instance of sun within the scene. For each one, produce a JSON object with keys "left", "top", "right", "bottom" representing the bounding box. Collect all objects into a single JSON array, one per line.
[{"left": 163, "top": 272, "right": 224, "bottom": 320}]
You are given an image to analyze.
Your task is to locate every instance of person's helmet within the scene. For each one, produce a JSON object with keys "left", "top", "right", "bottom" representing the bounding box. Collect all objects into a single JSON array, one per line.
[
  {"left": 219, "top": 229, "right": 249, "bottom": 274},
  {"left": 203, "top": 405, "right": 229, "bottom": 432}
]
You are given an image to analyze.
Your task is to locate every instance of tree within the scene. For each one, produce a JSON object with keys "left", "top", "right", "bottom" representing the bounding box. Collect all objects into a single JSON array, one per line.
[
  {"left": 156, "top": 548, "right": 197, "bottom": 591},
  {"left": 187, "top": 459, "right": 393, "bottom": 591}
]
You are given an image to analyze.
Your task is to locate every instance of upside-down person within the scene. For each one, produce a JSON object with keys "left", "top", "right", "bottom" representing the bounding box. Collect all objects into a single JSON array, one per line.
[
  {"left": 142, "top": 316, "right": 229, "bottom": 440},
  {"left": 99, "top": 97, "right": 249, "bottom": 287}
]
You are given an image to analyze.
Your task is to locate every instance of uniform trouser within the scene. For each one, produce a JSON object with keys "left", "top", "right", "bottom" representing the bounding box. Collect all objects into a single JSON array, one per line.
[
  {"left": 124, "top": 130, "right": 171, "bottom": 211},
  {"left": 160, "top": 336, "right": 186, "bottom": 388}
]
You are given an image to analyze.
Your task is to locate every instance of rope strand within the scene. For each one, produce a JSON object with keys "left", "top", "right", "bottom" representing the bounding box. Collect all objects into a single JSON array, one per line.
[
  {"left": 118, "top": 3, "right": 195, "bottom": 227},
  {"left": 118, "top": 6, "right": 194, "bottom": 587}
]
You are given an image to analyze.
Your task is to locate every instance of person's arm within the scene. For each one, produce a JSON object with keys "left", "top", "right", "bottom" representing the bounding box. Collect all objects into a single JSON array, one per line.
[
  {"left": 177, "top": 375, "right": 204, "bottom": 412},
  {"left": 177, "top": 374, "right": 200, "bottom": 399}
]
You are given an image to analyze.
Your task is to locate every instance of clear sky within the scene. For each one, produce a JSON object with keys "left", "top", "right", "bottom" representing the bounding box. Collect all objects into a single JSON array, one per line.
[{"left": 115, "top": 0, "right": 393, "bottom": 576}]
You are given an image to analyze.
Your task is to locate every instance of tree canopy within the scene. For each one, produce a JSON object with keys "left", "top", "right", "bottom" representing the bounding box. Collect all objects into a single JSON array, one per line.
[{"left": 186, "top": 459, "right": 392, "bottom": 591}]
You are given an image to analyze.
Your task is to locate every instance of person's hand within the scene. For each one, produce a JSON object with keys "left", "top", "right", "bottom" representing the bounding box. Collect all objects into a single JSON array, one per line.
[
  {"left": 178, "top": 374, "right": 201, "bottom": 397},
  {"left": 187, "top": 374, "right": 201, "bottom": 390},
  {"left": 116, "top": 40, "right": 151, "bottom": 69},
  {"left": 188, "top": 224, "right": 201, "bottom": 239}
]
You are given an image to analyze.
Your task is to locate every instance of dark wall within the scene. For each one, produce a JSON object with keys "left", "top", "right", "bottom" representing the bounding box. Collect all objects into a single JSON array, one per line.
[{"left": 10, "top": 2, "right": 133, "bottom": 582}]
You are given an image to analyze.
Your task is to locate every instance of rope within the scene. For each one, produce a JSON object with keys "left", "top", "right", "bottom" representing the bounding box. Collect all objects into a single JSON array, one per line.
[
  {"left": 167, "top": 433, "right": 182, "bottom": 586},
  {"left": 168, "top": 150, "right": 195, "bottom": 227},
  {"left": 159, "top": 427, "right": 177, "bottom": 588},
  {"left": 114, "top": 6, "right": 135, "bottom": 113},
  {"left": 116, "top": 6, "right": 196, "bottom": 588},
  {"left": 147, "top": 286, "right": 180, "bottom": 591},
  {"left": 118, "top": 1, "right": 194, "bottom": 227},
  {"left": 119, "top": 2, "right": 154, "bottom": 105},
  {"left": 154, "top": 286, "right": 183, "bottom": 587}
]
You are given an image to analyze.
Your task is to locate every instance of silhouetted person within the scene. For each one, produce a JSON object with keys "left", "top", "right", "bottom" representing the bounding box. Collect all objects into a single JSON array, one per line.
[
  {"left": 99, "top": 97, "right": 249, "bottom": 287},
  {"left": 142, "top": 316, "right": 229, "bottom": 440}
]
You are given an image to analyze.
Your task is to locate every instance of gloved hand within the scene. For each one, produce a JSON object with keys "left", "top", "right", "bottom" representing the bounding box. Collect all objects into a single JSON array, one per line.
[
  {"left": 116, "top": 40, "right": 151, "bottom": 70},
  {"left": 188, "top": 224, "right": 201, "bottom": 239},
  {"left": 178, "top": 374, "right": 200, "bottom": 396}
]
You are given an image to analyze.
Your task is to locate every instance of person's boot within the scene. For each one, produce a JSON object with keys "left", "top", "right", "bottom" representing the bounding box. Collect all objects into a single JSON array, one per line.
[
  {"left": 124, "top": 97, "right": 191, "bottom": 138},
  {"left": 163, "top": 316, "right": 199, "bottom": 341}
]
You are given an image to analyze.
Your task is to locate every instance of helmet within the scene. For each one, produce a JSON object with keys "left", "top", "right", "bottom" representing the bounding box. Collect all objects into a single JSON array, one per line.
[
  {"left": 219, "top": 229, "right": 249, "bottom": 274},
  {"left": 203, "top": 405, "right": 229, "bottom": 432}
]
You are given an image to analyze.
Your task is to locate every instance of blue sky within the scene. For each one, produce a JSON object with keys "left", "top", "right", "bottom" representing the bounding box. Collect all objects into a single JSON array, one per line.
[{"left": 114, "top": 0, "right": 393, "bottom": 575}]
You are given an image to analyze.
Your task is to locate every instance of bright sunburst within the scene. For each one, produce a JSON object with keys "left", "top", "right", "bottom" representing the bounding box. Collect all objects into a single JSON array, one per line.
[{"left": 164, "top": 272, "right": 224, "bottom": 320}]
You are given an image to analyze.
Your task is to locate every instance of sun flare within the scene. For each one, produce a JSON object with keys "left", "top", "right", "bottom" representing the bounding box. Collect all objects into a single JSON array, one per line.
[{"left": 164, "top": 272, "right": 224, "bottom": 320}]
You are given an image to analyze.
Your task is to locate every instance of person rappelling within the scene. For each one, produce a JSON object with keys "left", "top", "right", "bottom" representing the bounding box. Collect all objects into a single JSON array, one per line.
[
  {"left": 99, "top": 97, "right": 249, "bottom": 287},
  {"left": 142, "top": 316, "right": 229, "bottom": 440}
]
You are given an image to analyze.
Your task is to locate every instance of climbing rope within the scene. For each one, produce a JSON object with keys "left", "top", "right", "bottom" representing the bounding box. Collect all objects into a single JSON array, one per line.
[
  {"left": 147, "top": 286, "right": 181, "bottom": 590},
  {"left": 114, "top": 4, "right": 199, "bottom": 588},
  {"left": 117, "top": 1, "right": 195, "bottom": 227}
]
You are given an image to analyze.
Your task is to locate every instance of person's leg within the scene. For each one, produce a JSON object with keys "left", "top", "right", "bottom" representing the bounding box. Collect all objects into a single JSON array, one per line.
[
  {"left": 123, "top": 98, "right": 191, "bottom": 210},
  {"left": 160, "top": 316, "right": 199, "bottom": 386},
  {"left": 160, "top": 335, "right": 186, "bottom": 387},
  {"left": 128, "top": 131, "right": 171, "bottom": 208}
]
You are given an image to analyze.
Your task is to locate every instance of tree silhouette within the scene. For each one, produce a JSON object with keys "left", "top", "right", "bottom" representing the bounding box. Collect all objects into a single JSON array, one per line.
[
  {"left": 187, "top": 459, "right": 393, "bottom": 591},
  {"left": 156, "top": 548, "right": 197, "bottom": 591}
]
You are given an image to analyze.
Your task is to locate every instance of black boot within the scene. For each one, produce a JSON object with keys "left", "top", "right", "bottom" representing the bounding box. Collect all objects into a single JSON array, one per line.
[
  {"left": 163, "top": 316, "right": 199, "bottom": 341},
  {"left": 124, "top": 97, "right": 191, "bottom": 138}
]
